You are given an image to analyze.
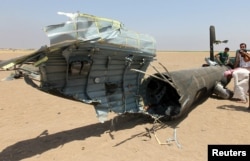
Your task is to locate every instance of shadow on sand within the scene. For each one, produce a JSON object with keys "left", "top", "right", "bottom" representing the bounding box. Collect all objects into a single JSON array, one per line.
[
  {"left": 0, "top": 94, "right": 208, "bottom": 161},
  {"left": 0, "top": 113, "right": 182, "bottom": 161},
  {"left": 217, "top": 104, "right": 250, "bottom": 112},
  {"left": 210, "top": 94, "right": 250, "bottom": 112}
]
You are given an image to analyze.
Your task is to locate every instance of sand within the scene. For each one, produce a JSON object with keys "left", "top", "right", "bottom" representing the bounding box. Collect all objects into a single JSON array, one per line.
[{"left": 0, "top": 50, "right": 249, "bottom": 161}]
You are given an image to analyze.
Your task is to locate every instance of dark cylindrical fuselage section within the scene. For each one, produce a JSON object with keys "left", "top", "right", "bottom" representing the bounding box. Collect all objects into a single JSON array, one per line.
[{"left": 140, "top": 65, "right": 230, "bottom": 119}]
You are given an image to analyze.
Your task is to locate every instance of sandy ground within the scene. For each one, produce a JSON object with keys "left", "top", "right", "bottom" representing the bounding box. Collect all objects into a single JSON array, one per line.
[{"left": 0, "top": 50, "right": 250, "bottom": 161}]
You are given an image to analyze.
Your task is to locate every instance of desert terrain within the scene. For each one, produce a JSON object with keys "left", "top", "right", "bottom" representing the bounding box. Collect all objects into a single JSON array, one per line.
[{"left": 0, "top": 50, "right": 249, "bottom": 161}]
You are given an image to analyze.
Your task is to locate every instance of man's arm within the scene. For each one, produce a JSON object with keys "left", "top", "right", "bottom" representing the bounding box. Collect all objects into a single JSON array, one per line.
[
  {"left": 225, "top": 54, "right": 230, "bottom": 64},
  {"left": 215, "top": 53, "right": 222, "bottom": 64},
  {"left": 240, "top": 51, "right": 250, "bottom": 62}
]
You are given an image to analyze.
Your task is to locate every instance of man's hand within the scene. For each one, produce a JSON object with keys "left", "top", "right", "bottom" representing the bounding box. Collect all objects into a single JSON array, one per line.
[{"left": 239, "top": 50, "right": 246, "bottom": 57}]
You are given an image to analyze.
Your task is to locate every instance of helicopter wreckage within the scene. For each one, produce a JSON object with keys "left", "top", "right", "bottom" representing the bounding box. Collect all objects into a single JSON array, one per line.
[{"left": 0, "top": 12, "right": 231, "bottom": 123}]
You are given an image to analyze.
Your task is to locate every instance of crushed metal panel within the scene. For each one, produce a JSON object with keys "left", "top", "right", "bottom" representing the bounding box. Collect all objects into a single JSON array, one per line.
[
  {"left": 16, "top": 12, "right": 156, "bottom": 122},
  {"left": 44, "top": 12, "right": 156, "bottom": 56}
]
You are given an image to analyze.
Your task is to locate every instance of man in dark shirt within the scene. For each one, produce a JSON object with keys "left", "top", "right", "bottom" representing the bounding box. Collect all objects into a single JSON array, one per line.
[{"left": 215, "top": 47, "right": 230, "bottom": 65}]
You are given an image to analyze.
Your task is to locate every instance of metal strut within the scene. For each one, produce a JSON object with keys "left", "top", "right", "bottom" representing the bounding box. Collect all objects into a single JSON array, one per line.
[{"left": 152, "top": 117, "right": 182, "bottom": 148}]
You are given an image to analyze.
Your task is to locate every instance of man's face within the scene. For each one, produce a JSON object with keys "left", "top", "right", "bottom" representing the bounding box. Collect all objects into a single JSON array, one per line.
[{"left": 240, "top": 44, "right": 246, "bottom": 49}]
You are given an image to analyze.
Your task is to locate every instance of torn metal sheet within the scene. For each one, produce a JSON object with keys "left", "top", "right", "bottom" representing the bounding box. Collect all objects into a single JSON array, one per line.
[{"left": 44, "top": 12, "right": 156, "bottom": 55}]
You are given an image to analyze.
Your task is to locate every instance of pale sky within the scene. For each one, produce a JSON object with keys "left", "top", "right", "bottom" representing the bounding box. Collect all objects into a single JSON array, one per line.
[{"left": 0, "top": 0, "right": 249, "bottom": 51}]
